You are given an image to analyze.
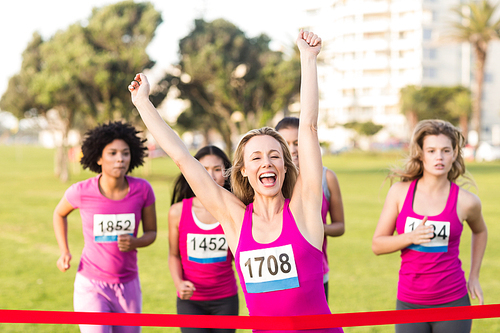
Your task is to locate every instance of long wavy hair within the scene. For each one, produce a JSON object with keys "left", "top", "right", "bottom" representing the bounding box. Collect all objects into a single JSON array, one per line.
[
  {"left": 390, "top": 119, "right": 470, "bottom": 183},
  {"left": 230, "top": 127, "right": 298, "bottom": 205},
  {"left": 171, "top": 145, "right": 232, "bottom": 205}
]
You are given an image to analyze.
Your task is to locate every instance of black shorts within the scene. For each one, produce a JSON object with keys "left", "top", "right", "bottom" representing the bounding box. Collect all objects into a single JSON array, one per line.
[
  {"left": 395, "top": 294, "right": 472, "bottom": 333},
  {"left": 176, "top": 294, "right": 239, "bottom": 333}
]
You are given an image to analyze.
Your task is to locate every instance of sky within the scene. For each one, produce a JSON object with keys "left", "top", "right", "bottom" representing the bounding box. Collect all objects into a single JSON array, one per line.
[{"left": 0, "top": 0, "right": 313, "bottom": 101}]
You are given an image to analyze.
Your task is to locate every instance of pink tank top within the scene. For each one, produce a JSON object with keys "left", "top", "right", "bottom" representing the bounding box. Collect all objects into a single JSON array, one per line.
[
  {"left": 178, "top": 198, "right": 238, "bottom": 301},
  {"left": 235, "top": 199, "right": 343, "bottom": 333},
  {"left": 396, "top": 179, "right": 467, "bottom": 305}
]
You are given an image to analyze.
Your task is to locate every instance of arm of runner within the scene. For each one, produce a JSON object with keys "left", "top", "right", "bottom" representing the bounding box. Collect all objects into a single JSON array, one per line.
[
  {"left": 460, "top": 190, "right": 487, "bottom": 305},
  {"left": 372, "top": 183, "right": 434, "bottom": 255},
  {"left": 118, "top": 202, "right": 157, "bottom": 252},
  {"left": 53, "top": 196, "right": 75, "bottom": 272},
  {"left": 290, "top": 30, "right": 324, "bottom": 250},
  {"left": 324, "top": 169, "right": 345, "bottom": 237},
  {"left": 168, "top": 202, "right": 196, "bottom": 300},
  {"left": 128, "top": 74, "right": 245, "bottom": 249}
]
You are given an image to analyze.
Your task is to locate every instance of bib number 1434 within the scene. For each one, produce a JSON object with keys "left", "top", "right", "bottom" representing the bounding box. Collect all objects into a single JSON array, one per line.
[{"left": 404, "top": 217, "right": 450, "bottom": 253}]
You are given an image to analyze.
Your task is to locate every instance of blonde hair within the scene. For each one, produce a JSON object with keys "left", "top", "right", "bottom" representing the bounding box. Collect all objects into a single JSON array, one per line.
[
  {"left": 230, "top": 127, "right": 298, "bottom": 205},
  {"left": 390, "top": 119, "right": 470, "bottom": 184}
]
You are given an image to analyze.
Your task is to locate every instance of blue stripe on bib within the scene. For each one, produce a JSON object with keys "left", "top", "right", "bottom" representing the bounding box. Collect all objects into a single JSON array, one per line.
[
  {"left": 408, "top": 244, "right": 448, "bottom": 253},
  {"left": 188, "top": 256, "right": 226, "bottom": 264},
  {"left": 246, "top": 276, "right": 300, "bottom": 293}
]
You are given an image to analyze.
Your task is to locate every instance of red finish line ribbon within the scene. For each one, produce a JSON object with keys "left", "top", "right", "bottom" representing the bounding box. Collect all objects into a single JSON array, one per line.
[{"left": 1, "top": 304, "right": 500, "bottom": 329}]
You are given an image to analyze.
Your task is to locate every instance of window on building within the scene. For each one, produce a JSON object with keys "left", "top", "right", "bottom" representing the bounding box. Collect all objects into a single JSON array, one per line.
[
  {"left": 423, "top": 48, "right": 437, "bottom": 59},
  {"left": 423, "top": 29, "right": 432, "bottom": 40},
  {"left": 485, "top": 72, "right": 494, "bottom": 82},
  {"left": 423, "top": 67, "right": 437, "bottom": 78}
]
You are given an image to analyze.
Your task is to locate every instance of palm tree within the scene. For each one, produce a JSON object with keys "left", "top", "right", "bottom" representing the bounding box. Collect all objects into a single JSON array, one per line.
[
  {"left": 445, "top": 90, "right": 472, "bottom": 142},
  {"left": 449, "top": 0, "right": 500, "bottom": 146}
]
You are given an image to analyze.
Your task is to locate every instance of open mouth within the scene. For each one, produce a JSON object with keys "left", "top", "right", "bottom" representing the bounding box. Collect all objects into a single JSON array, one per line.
[{"left": 259, "top": 172, "right": 277, "bottom": 187}]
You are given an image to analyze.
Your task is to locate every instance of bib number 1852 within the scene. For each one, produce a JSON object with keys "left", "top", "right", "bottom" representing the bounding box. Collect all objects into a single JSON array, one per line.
[{"left": 93, "top": 213, "right": 135, "bottom": 242}]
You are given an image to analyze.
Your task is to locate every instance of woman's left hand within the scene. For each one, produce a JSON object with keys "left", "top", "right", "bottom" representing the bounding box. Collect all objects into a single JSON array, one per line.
[
  {"left": 118, "top": 234, "right": 137, "bottom": 252},
  {"left": 296, "top": 30, "right": 322, "bottom": 56},
  {"left": 467, "top": 276, "right": 484, "bottom": 305}
]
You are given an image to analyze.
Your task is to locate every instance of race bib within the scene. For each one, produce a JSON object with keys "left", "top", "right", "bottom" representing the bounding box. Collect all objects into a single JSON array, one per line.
[
  {"left": 187, "top": 233, "right": 228, "bottom": 263},
  {"left": 239, "top": 244, "right": 299, "bottom": 293},
  {"left": 93, "top": 213, "right": 135, "bottom": 242},
  {"left": 404, "top": 217, "right": 450, "bottom": 253}
]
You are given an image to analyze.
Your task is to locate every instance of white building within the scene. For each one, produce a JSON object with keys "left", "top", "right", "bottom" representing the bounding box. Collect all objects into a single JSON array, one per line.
[{"left": 303, "top": 0, "right": 500, "bottom": 148}]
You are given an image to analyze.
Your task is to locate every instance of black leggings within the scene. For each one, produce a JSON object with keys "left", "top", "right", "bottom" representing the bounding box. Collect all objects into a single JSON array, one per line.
[
  {"left": 395, "top": 294, "right": 472, "bottom": 333},
  {"left": 176, "top": 294, "right": 239, "bottom": 333}
]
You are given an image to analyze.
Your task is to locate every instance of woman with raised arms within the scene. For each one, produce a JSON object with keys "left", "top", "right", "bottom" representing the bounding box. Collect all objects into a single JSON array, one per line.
[{"left": 129, "top": 30, "right": 343, "bottom": 333}]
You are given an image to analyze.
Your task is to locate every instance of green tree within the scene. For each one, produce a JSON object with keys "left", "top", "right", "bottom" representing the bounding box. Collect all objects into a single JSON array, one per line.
[
  {"left": 0, "top": 33, "right": 45, "bottom": 117},
  {"left": 399, "top": 85, "right": 471, "bottom": 135},
  {"left": 1, "top": 1, "right": 162, "bottom": 181},
  {"left": 154, "top": 18, "right": 300, "bottom": 154},
  {"left": 449, "top": 0, "right": 500, "bottom": 146},
  {"left": 399, "top": 85, "right": 426, "bottom": 132}
]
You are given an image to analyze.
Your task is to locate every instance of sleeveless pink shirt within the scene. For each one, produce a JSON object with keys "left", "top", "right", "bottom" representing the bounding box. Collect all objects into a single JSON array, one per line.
[
  {"left": 178, "top": 198, "right": 238, "bottom": 301},
  {"left": 235, "top": 199, "right": 343, "bottom": 333},
  {"left": 396, "top": 179, "right": 467, "bottom": 305}
]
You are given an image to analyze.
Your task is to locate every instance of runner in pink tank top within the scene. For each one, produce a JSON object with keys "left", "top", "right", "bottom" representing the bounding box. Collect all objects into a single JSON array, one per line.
[
  {"left": 168, "top": 146, "right": 238, "bottom": 333},
  {"left": 372, "top": 119, "right": 487, "bottom": 333},
  {"left": 235, "top": 200, "right": 343, "bottom": 333},
  {"left": 276, "top": 117, "right": 345, "bottom": 302},
  {"left": 130, "top": 30, "right": 344, "bottom": 332}
]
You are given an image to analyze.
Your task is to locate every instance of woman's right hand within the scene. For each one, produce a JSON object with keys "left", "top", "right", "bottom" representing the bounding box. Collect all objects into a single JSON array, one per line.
[
  {"left": 57, "top": 252, "right": 72, "bottom": 272},
  {"left": 409, "top": 216, "right": 434, "bottom": 245},
  {"left": 128, "top": 73, "right": 150, "bottom": 106},
  {"left": 177, "top": 280, "right": 196, "bottom": 300}
]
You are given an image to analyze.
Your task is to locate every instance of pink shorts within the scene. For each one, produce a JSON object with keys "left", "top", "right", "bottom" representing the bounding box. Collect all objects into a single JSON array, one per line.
[{"left": 74, "top": 272, "right": 142, "bottom": 333}]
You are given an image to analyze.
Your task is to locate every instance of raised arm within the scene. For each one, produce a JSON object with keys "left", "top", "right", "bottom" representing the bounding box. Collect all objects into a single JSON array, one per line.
[
  {"left": 289, "top": 30, "right": 324, "bottom": 249},
  {"left": 128, "top": 74, "right": 244, "bottom": 250}
]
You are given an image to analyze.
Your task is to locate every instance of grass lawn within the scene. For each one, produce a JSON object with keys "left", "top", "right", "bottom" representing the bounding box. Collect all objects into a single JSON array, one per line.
[{"left": 0, "top": 146, "right": 499, "bottom": 332}]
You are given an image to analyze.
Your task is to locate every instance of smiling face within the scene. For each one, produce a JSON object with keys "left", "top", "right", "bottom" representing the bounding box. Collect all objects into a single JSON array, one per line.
[
  {"left": 241, "top": 135, "right": 287, "bottom": 197},
  {"left": 421, "top": 134, "right": 456, "bottom": 177},
  {"left": 199, "top": 154, "right": 226, "bottom": 187},
  {"left": 97, "top": 139, "right": 131, "bottom": 179},
  {"left": 277, "top": 127, "right": 299, "bottom": 168}
]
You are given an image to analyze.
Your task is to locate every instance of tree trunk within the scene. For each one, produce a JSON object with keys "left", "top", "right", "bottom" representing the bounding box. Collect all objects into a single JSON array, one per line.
[
  {"left": 472, "top": 43, "right": 487, "bottom": 148},
  {"left": 50, "top": 107, "right": 73, "bottom": 182},
  {"left": 459, "top": 114, "right": 469, "bottom": 143},
  {"left": 406, "top": 110, "right": 418, "bottom": 135}
]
